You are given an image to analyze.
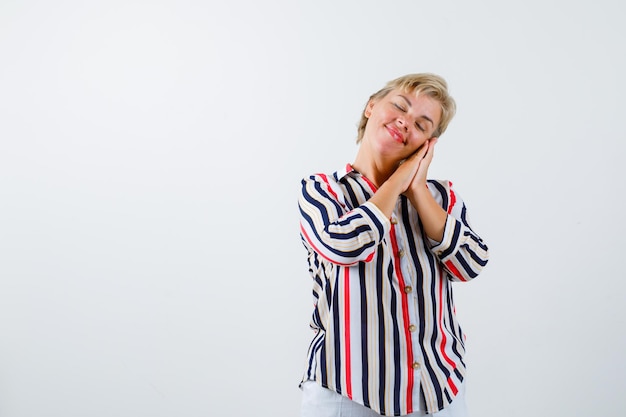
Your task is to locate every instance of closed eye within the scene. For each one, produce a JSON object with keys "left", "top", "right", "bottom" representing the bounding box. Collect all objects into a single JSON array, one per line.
[
  {"left": 393, "top": 103, "right": 406, "bottom": 112},
  {"left": 415, "top": 122, "right": 425, "bottom": 132}
]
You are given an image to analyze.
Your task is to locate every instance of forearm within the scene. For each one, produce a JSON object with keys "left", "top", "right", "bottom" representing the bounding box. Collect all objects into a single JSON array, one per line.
[
  {"left": 368, "top": 177, "right": 404, "bottom": 218},
  {"left": 407, "top": 185, "right": 447, "bottom": 242}
]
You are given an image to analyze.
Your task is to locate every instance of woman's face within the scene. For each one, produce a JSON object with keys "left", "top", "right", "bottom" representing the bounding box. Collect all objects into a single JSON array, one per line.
[{"left": 363, "top": 89, "right": 442, "bottom": 161}]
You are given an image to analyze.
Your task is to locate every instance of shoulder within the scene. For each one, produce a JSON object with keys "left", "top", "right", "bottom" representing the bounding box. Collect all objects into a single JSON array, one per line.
[
  {"left": 300, "top": 171, "right": 345, "bottom": 201},
  {"left": 302, "top": 171, "right": 337, "bottom": 182},
  {"left": 426, "top": 179, "right": 453, "bottom": 194},
  {"left": 301, "top": 172, "right": 341, "bottom": 191},
  {"left": 301, "top": 163, "right": 357, "bottom": 190}
]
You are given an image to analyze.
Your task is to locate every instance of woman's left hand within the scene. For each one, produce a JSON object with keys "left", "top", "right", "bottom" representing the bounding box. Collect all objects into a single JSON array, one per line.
[{"left": 409, "top": 137, "right": 438, "bottom": 191}]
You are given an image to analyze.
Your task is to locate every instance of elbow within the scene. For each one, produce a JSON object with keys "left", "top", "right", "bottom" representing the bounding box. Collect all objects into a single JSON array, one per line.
[
  {"left": 445, "top": 247, "right": 489, "bottom": 282},
  {"left": 300, "top": 228, "right": 377, "bottom": 266}
]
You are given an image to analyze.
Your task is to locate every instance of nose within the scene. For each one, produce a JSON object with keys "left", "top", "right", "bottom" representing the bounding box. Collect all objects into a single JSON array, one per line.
[{"left": 397, "top": 117, "right": 408, "bottom": 131}]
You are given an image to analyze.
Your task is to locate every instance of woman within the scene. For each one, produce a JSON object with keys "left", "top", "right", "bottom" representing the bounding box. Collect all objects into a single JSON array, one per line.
[{"left": 298, "top": 73, "right": 489, "bottom": 416}]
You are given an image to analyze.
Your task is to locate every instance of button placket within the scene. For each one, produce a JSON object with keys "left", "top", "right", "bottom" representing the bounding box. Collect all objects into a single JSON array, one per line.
[
  {"left": 394, "top": 220, "right": 423, "bottom": 375},
  {"left": 392, "top": 209, "right": 424, "bottom": 408}
]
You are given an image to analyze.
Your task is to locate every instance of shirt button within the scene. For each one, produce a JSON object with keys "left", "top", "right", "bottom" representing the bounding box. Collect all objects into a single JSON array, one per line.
[
  {"left": 409, "top": 324, "right": 417, "bottom": 332},
  {"left": 398, "top": 250, "right": 404, "bottom": 257},
  {"left": 412, "top": 362, "right": 421, "bottom": 370},
  {"left": 404, "top": 286, "right": 413, "bottom": 293},
  {"left": 391, "top": 218, "right": 398, "bottom": 225}
]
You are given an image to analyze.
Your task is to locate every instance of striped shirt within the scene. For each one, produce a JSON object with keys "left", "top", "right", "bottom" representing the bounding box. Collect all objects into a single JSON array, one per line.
[{"left": 298, "top": 164, "right": 489, "bottom": 416}]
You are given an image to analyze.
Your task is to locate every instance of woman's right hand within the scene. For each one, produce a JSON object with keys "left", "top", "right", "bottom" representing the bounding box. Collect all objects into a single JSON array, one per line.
[
  {"left": 367, "top": 140, "right": 430, "bottom": 218},
  {"left": 392, "top": 140, "right": 431, "bottom": 193}
]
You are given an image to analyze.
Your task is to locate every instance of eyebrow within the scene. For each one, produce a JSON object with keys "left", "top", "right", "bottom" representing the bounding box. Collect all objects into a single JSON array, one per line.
[{"left": 398, "top": 94, "right": 434, "bottom": 126}]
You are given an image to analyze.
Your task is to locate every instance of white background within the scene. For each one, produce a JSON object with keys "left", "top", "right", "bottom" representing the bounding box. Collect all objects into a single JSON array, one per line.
[{"left": 1, "top": 1, "right": 625, "bottom": 416}]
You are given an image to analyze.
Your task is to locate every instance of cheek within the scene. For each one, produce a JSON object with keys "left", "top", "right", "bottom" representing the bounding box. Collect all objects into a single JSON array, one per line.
[{"left": 409, "top": 137, "right": 428, "bottom": 151}]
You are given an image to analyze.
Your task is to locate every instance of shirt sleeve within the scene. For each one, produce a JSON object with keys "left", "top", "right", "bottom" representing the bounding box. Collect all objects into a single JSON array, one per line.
[
  {"left": 298, "top": 174, "right": 391, "bottom": 266},
  {"left": 428, "top": 180, "right": 489, "bottom": 282}
]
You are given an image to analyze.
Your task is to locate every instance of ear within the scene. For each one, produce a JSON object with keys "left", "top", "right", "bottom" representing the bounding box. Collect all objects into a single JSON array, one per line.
[{"left": 364, "top": 100, "right": 375, "bottom": 118}]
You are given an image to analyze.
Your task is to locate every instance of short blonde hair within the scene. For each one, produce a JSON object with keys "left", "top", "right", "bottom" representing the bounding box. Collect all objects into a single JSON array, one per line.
[{"left": 356, "top": 73, "right": 456, "bottom": 143}]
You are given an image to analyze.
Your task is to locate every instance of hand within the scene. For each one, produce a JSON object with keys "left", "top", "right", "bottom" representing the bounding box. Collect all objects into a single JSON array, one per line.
[
  {"left": 403, "top": 138, "right": 446, "bottom": 242},
  {"left": 367, "top": 139, "right": 435, "bottom": 219},
  {"left": 391, "top": 140, "right": 431, "bottom": 193},
  {"left": 408, "top": 137, "right": 438, "bottom": 191}
]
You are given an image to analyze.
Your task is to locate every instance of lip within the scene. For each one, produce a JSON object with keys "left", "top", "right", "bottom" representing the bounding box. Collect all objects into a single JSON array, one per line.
[{"left": 385, "top": 125, "right": 405, "bottom": 144}]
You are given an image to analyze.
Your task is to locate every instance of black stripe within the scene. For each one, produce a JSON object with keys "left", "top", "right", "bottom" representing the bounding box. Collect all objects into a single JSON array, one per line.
[
  {"left": 320, "top": 338, "right": 328, "bottom": 386},
  {"left": 305, "top": 336, "right": 316, "bottom": 378},
  {"left": 440, "top": 221, "right": 461, "bottom": 259},
  {"left": 375, "top": 250, "right": 387, "bottom": 415},
  {"left": 425, "top": 250, "right": 447, "bottom": 408},
  {"left": 454, "top": 368, "right": 463, "bottom": 381},
  {"left": 455, "top": 252, "right": 478, "bottom": 279},
  {"left": 324, "top": 276, "right": 332, "bottom": 308},
  {"left": 420, "top": 387, "right": 427, "bottom": 413},
  {"left": 361, "top": 204, "right": 385, "bottom": 238},
  {"left": 353, "top": 176, "right": 374, "bottom": 200},
  {"left": 445, "top": 283, "right": 464, "bottom": 361},
  {"left": 466, "top": 232, "right": 489, "bottom": 252},
  {"left": 462, "top": 243, "right": 489, "bottom": 267},
  {"left": 341, "top": 177, "right": 358, "bottom": 210},
  {"left": 308, "top": 180, "right": 343, "bottom": 220},
  {"left": 301, "top": 209, "right": 377, "bottom": 258},
  {"left": 428, "top": 180, "right": 448, "bottom": 210},
  {"left": 312, "top": 308, "right": 322, "bottom": 330},
  {"left": 331, "top": 268, "right": 342, "bottom": 392},
  {"left": 359, "top": 263, "right": 371, "bottom": 408},
  {"left": 444, "top": 388, "right": 452, "bottom": 406},
  {"left": 307, "top": 332, "right": 324, "bottom": 379},
  {"left": 388, "top": 260, "right": 402, "bottom": 415},
  {"left": 460, "top": 203, "right": 469, "bottom": 226}
]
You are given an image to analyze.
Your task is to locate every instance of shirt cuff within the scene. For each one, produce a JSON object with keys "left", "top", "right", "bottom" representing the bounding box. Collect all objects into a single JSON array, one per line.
[{"left": 428, "top": 214, "right": 458, "bottom": 258}]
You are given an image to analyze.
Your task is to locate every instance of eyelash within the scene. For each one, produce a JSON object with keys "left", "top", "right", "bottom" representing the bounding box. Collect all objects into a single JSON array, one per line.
[{"left": 393, "top": 103, "right": 425, "bottom": 132}]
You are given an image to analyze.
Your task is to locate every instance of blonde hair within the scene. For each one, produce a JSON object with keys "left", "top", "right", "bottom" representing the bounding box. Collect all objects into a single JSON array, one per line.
[{"left": 356, "top": 73, "right": 456, "bottom": 143}]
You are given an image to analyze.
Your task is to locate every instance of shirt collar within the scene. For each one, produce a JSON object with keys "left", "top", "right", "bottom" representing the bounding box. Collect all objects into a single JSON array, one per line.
[
  {"left": 336, "top": 163, "right": 355, "bottom": 180},
  {"left": 337, "top": 163, "right": 379, "bottom": 192}
]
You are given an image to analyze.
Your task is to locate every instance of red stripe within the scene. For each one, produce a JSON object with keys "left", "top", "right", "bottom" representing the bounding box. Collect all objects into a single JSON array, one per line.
[
  {"left": 444, "top": 260, "right": 466, "bottom": 282},
  {"left": 448, "top": 182, "right": 456, "bottom": 214},
  {"left": 388, "top": 225, "right": 414, "bottom": 413},
  {"left": 318, "top": 174, "right": 339, "bottom": 202},
  {"left": 344, "top": 268, "right": 352, "bottom": 399},
  {"left": 447, "top": 376, "right": 458, "bottom": 395},
  {"left": 438, "top": 279, "right": 457, "bottom": 370},
  {"left": 359, "top": 174, "right": 378, "bottom": 193}
]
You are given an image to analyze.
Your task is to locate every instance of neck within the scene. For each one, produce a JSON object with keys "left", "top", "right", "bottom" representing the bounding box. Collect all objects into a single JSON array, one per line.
[{"left": 351, "top": 148, "right": 399, "bottom": 189}]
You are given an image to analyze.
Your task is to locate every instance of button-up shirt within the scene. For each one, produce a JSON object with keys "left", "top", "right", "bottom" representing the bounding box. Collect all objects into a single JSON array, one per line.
[{"left": 298, "top": 164, "right": 489, "bottom": 416}]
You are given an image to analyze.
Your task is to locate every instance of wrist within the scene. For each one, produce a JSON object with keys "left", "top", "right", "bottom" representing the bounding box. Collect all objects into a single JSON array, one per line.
[
  {"left": 406, "top": 180, "right": 430, "bottom": 207},
  {"left": 409, "top": 178, "right": 428, "bottom": 195}
]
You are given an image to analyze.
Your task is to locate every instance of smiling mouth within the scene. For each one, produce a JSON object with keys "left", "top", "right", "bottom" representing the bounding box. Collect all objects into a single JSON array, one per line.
[{"left": 386, "top": 125, "right": 405, "bottom": 144}]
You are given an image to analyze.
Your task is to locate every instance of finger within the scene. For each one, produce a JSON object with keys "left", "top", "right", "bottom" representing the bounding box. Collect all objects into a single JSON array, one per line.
[
  {"left": 424, "top": 138, "right": 437, "bottom": 160},
  {"left": 417, "top": 140, "right": 430, "bottom": 158},
  {"left": 416, "top": 140, "right": 436, "bottom": 174},
  {"left": 405, "top": 145, "right": 427, "bottom": 165}
]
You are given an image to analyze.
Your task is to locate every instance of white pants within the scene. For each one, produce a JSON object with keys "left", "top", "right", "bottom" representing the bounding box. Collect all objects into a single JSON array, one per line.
[{"left": 300, "top": 381, "right": 468, "bottom": 417}]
